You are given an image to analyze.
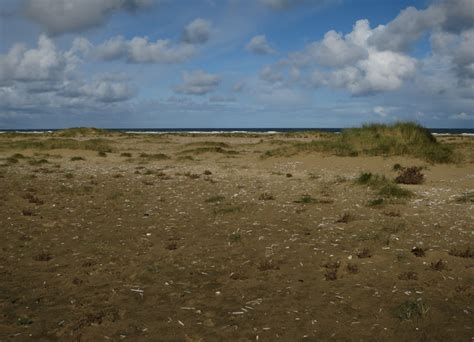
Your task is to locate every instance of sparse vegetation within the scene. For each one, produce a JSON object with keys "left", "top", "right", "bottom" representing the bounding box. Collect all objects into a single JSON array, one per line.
[
  {"left": 205, "top": 196, "right": 225, "bottom": 203},
  {"left": 258, "top": 192, "right": 275, "bottom": 200},
  {"left": 70, "top": 156, "right": 85, "bottom": 161},
  {"left": 294, "top": 194, "right": 316, "bottom": 204},
  {"left": 448, "top": 247, "right": 473, "bottom": 258},
  {"left": 454, "top": 192, "right": 474, "bottom": 203},
  {"left": 395, "top": 166, "right": 424, "bottom": 184},
  {"left": 411, "top": 247, "right": 425, "bottom": 257},
  {"left": 356, "top": 172, "right": 412, "bottom": 198},
  {"left": 139, "top": 152, "right": 170, "bottom": 160},
  {"left": 394, "top": 299, "right": 429, "bottom": 320}
]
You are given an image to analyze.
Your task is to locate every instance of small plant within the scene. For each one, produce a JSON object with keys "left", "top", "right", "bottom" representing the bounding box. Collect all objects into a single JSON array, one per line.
[
  {"left": 17, "top": 317, "right": 34, "bottom": 326},
  {"left": 323, "top": 260, "right": 340, "bottom": 280},
  {"left": 294, "top": 194, "right": 315, "bottom": 204},
  {"left": 286, "top": 173, "right": 293, "bottom": 178},
  {"left": 368, "top": 198, "right": 384, "bottom": 206},
  {"left": 184, "top": 172, "right": 200, "bottom": 179},
  {"left": 229, "top": 232, "right": 241, "bottom": 243},
  {"left": 395, "top": 299, "right": 429, "bottom": 320},
  {"left": 430, "top": 259, "right": 447, "bottom": 271},
  {"left": 346, "top": 263, "right": 359, "bottom": 274},
  {"left": 392, "top": 163, "right": 403, "bottom": 171},
  {"left": 203, "top": 170, "right": 212, "bottom": 175},
  {"left": 356, "top": 172, "right": 374, "bottom": 184},
  {"left": 166, "top": 242, "right": 178, "bottom": 250},
  {"left": 378, "top": 183, "right": 412, "bottom": 198},
  {"left": 336, "top": 212, "right": 352, "bottom": 223},
  {"left": 258, "top": 192, "right": 275, "bottom": 200},
  {"left": 70, "top": 156, "right": 85, "bottom": 161},
  {"left": 258, "top": 260, "right": 280, "bottom": 271},
  {"left": 97, "top": 151, "right": 107, "bottom": 157},
  {"left": 398, "top": 271, "right": 418, "bottom": 280},
  {"left": 356, "top": 248, "right": 372, "bottom": 259},
  {"left": 34, "top": 251, "right": 53, "bottom": 261},
  {"left": 395, "top": 166, "right": 424, "bottom": 184},
  {"left": 205, "top": 195, "right": 225, "bottom": 203},
  {"left": 411, "top": 246, "right": 425, "bottom": 257},
  {"left": 448, "top": 247, "right": 473, "bottom": 258},
  {"left": 324, "top": 269, "right": 338, "bottom": 281},
  {"left": 454, "top": 192, "right": 474, "bottom": 203}
]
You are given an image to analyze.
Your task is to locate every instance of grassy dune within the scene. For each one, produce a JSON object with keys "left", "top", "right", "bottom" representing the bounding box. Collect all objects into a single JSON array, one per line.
[{"left": 264, "top": 122, "right": 456, "bottom": 163}]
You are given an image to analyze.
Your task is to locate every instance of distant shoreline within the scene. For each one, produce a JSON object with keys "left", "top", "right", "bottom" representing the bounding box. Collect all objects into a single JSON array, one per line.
[{"left": 1, "top": 128, "right": 474, "bottom": 135}]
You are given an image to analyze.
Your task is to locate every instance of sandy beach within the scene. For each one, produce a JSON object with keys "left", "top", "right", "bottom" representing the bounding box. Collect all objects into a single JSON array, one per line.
[{"left": 0, "top": 130, "right": 473, "bottom": 341}]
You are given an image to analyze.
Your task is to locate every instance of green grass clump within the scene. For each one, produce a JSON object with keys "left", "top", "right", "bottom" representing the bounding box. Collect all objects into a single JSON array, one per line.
[
  {"left": 356, "top": 172, "right": 412, "bottom": 198},
  {"left": 394, "top": 299, "right": 429, "bottom": 320},
  {"left": 205, "top": 195, "right": 225, "bottom": 203},
  {"left": 139, "top": 153, "right": 170, "bottom": 160},
  {"left": 294, "top": 194, "right": 316, "bottom": 204},
  {"left": 70, "top": 156, "right": 85, "bottom": 161},
  {"left": 378, "top": 183, "right": 412, "bottom": 198},
  {"left": 368, "top": 198, "right": 384, "bottom": 206},
  {"left": 262, "top": 122, "right": 456, "bottom": 163}
]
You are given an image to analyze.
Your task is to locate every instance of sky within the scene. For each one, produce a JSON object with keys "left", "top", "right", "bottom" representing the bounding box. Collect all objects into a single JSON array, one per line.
[{"left": 0, "top": 0, "right": 473, "bottom": 129}]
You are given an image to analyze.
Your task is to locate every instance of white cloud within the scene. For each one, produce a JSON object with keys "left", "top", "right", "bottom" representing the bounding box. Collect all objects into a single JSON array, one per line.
[
  {"left": 182, "top": 18, "right": 212, "bottom": 44},
  {"left": 0, "top": 35, "right": 72, "bottom": 82},
  {"left": 367, "top": 0, "right": 474, "bottom": 53},
  {"left": 260, "top": 65, "right": 284, "bottom": 83},
  {"left": 449, "top": 112, "right": 473, "bottom": 120},
  {"left": 174, "top": 70, "right": 221, "bottom": 95},
  {"left": 268, "top": 19, "right": 417, "bottom": 95},
  {"left": 93, "top": 36, "right": 196, "bottom": 63},
  {"left": 246, "top": 35, "right": 276, "bottom": 55},
  {"left": 25, "top": 0, "right": 153, "bottom": 35}
]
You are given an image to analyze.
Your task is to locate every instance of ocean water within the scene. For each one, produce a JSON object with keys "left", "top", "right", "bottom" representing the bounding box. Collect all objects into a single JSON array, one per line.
[{"left": 0, "top": 128, "right": 473, "bottom": 135}]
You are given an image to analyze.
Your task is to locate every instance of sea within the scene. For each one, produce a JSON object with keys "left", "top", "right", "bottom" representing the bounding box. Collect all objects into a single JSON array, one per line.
[{"left": 0, "top": 128, "right": 473, "bottom": 135}]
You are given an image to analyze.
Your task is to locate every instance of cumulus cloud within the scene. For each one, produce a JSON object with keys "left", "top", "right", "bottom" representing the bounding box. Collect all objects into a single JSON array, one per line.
[
  {"left": 246, "top": 35, "right": 276, "bottom": 55},
  {"left": 274, "top": 19, "right": 417, "bottom": 95},
  {"left": 25, "top": 0, "right": 153, "bottom": 35},
  {"left": 368, "top": 0, "right": 474, "bottom": 53},
  {"left": 0, "top": 35, "right": 71, "bottom": 83},
  {"left": 182, "top": 18, "right": 212, "bottom": 44},
  {"left": 93, "top": 36, "right": 196, "bottom": 63},
  {"left": 174, "top": 70, "right": 220, "bottom": 95},
  {"left": 260, "top": 65, "right": 284, "bottom": 83}
]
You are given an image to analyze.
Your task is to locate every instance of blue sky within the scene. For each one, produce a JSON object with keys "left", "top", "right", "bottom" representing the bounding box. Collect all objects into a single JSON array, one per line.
[{"left": 0, "top": 0, "right": 473, "bottom": 128}]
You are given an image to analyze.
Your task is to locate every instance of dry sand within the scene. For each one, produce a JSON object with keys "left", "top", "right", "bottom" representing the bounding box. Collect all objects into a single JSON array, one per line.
[{"left": 0, "top": 133, "right": 473, "bottom": 341}]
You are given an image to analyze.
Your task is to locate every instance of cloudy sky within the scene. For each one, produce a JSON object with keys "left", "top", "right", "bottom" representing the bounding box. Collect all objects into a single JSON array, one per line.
[{"left": 0, "top": 0, "right": 473, "bottom": 128}]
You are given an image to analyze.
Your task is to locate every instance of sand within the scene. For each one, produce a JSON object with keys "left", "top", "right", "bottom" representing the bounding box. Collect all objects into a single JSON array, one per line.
[{"left": 0, "top": 132, "right": 473, "bottom": 341}]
